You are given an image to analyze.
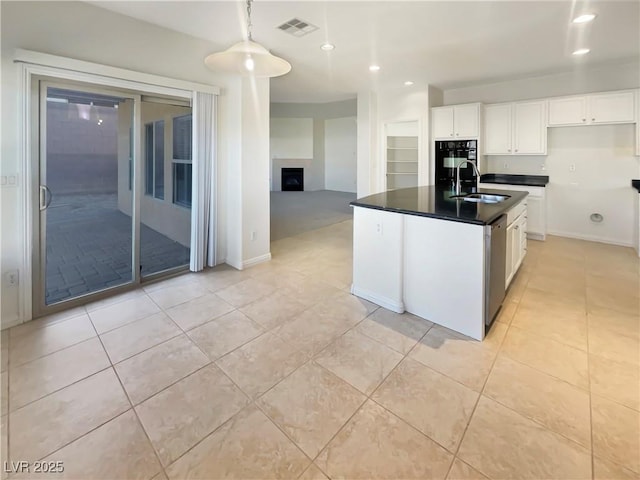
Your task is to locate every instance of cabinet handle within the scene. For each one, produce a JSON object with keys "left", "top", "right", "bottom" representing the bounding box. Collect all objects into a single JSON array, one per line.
[
  {"left": 515, "top": 226, "right": 519, "bottom": 230},
  {"left": 515, "top": 149, "right": 519, "bottom": 152},
  {"left": 450, "top": 133, "right": 453, "bottom": 137},
  {"left": 582, "top": 118, "right": 586, "bottom": 122},
  {"left": 508, "top": 149, "right": 511, "bottom": 152},
  {"left": 456, "top": 133, "right": 459, "bottom": 136},
  {"left": 592, "top": 118, "right": 595, "bottom": 121}
]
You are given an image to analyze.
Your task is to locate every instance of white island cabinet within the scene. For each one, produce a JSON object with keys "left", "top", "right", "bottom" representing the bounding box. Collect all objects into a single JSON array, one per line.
[{"left": 351, "top": 186, "right": 528, "bottom": 341}]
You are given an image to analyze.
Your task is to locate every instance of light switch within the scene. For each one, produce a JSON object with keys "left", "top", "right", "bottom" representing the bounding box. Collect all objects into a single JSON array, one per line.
[
  {"left": 569, "top": 164, "right": 576, "bottom": 172},
  {"left": 0, "top": 176, "right": 6, "bottom": 186},
  {"left": 7, "top": 175, "right": 17, "bottom": 185}
]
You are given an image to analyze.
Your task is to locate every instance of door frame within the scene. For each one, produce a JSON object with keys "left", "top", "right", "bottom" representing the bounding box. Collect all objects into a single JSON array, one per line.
[{"left": 17, "top": 52, "right": 216, "bottom": 321}]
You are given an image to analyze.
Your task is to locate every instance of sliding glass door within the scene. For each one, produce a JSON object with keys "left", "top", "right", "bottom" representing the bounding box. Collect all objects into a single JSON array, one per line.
[{"left": 35, "top": 81, "right": 192, "bottom": 315}]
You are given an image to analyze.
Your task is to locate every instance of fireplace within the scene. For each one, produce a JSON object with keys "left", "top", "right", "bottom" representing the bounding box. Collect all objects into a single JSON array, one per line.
[{"left": 281, "top": 168, "right": 304, "bottom": 191}]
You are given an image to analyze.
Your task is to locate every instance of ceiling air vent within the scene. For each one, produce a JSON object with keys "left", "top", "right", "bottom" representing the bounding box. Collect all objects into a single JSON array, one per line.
[{"left": 277, "top": 18, "right": 318, "bottom": 37}]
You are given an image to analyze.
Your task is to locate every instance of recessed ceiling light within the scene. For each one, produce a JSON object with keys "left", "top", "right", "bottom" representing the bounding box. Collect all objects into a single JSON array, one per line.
[
  {"left": 369, "top": 65, "right": 380, "bottom": 72},
  {"left": 573, "top": 13, "right": 596, "bottom": 24},
  {"left": 320, "top": 43, "right": 335, "bottom": 51},
  {"left": 572, "top": 48, "right": 590, "bottom": 56},
  {"left": 404, "top": 81, "right": 414, "bottom": 86}
]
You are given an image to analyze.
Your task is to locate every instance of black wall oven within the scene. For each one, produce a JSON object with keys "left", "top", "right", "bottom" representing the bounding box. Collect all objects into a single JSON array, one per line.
[{"left": 435, "top": 140, "right": 478, "bottom": 188}]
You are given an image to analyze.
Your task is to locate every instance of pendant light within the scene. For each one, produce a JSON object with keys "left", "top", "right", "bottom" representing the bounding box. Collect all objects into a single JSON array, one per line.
[{"left": 204, "top": 0, "right": 291, "bottom": 77}]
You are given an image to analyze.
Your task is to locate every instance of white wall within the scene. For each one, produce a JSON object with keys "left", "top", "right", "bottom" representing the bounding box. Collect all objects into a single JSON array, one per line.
[
  {"left": 0, "top": 1, "right": 271, "bottom": 326},
  {"left": 238, "top": 77, "right": 271, "bottom": 268},
  {"left": 270, "top": 118, "right": 313, "bottom": 160},
  {"left": 325, "top": 116, "right": 357, "bottom": 193},
  {"left": 356, "top": 86, "right": 432, "bottom": 197},
  {"left": 444, "top": 61, "right": 640, "bottom": 105},
  {"left": 486, "top": 125, "right": 640, "bottom": 246},
  {"left": 270, "top": 99, "right": 357, "bottom": 192}
]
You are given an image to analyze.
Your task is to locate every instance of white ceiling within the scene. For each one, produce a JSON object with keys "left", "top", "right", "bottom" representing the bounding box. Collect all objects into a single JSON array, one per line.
[{"left": 91, "top": 1, "right": 640, "bottom": 103}]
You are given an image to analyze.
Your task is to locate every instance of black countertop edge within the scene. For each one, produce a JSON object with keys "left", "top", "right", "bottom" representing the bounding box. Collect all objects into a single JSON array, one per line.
[
  {"left": 350, "top": 186, "right": 529, "bottom": 226},
  {"left": 633, "top": 180, "right": 640, "bottom": 192},
  {"left": 480, "top": 173, "right": 549, "bottom": 186}
]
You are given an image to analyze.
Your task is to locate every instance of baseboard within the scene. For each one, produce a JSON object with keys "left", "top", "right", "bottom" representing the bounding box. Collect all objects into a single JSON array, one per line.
[
  {"left": 546, "top": 230, "right": 633, "bottom": 248},
  {"left": 1, "top": 315, "right": 22, "bottom": 331},
  {"left": 526, "top": 232, "right": 546, "bottom": 241},
  {"left": 350, "top": 285, "right": 404, "bottom": 313},
  {"left": 242, "top": 253, "right": 272, "bottom": 269}
]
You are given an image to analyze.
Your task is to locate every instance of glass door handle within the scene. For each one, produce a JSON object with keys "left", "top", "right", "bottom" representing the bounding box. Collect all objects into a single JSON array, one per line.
[{"left": 39, "top": 185, "right": 52, "bottom": 211}]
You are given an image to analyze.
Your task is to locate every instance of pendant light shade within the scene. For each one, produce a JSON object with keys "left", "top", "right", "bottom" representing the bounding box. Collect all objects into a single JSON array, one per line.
[
  {"left": 204, "top": 0, "right": 291, "bottom": 78},
  {"left": 204, "top": 40, "right": 291, "bottom": 77}
]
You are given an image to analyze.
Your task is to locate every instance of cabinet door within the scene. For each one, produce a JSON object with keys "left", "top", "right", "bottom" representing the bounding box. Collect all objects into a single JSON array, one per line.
[
  {"left": 453, "top": 104, "right": 480, "bottom": 138},
  {"left": 432, "top": 107, "right": 454, "bottom": 139},
  {"left": 514, "top": 101, "right": 547, "bottom": 154},
  {"left": 517, "top": 214, "right": 527, "bottom": 267},
  {"left": 548, "top": 96, "right": 587, "bottom": 126},
  {"left": 505, "top": 223, "right": 515, "bottom": 287},
  {"left": 525, "top": 196, "right": 545, "bottom": 235},
  {"left": 589, "top": 91, "right": 635, "bottom": 124},
  {"left": 484, "top": 104, "right": 512, "bottom": 154}
]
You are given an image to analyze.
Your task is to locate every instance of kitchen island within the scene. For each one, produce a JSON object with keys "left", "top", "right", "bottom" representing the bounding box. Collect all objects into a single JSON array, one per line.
[{"left": 350, "top": 185, "right": 528, "bottom": 340}]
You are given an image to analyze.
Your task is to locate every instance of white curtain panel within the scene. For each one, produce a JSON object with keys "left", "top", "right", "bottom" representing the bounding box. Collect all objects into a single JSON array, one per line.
[{"left": 190, "top": 92, "right": 217, "bottom": 271}]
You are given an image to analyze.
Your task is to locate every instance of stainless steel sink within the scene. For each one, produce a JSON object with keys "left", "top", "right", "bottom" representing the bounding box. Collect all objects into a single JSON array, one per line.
[{"left": 450, "top": 193, "right": 511, "bottom": 204}]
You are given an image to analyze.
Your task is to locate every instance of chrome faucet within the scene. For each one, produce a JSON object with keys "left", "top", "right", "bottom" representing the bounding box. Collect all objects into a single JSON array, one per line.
[{"left": 455, "top": 160, "right": 480, "bottom": 195}]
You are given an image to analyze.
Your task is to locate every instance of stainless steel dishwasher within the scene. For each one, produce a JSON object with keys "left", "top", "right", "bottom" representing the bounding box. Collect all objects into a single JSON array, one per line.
[{"left": 485, "top": 214, "right": 507, "bottom": 329}]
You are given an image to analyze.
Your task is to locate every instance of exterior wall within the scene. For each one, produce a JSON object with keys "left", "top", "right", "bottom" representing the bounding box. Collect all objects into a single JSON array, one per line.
[
  {"left": 117, "top": 101, "right": 192, "bottom": 247},
  {"left": 46, "top": 102, "right": 118, "bottom": 194}
]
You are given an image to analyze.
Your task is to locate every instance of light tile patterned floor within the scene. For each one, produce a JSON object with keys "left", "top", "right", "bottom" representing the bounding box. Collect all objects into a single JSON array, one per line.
[{"left": 1, "top": 221, "right": 639, "bottom": 479}]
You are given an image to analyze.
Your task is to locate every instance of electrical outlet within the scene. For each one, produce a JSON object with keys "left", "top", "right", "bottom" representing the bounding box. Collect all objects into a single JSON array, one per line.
[
  {"left": 540, "top": 164, "right": 546, "bottom": 171},
  {"left": 5, "top": 270, "right": 19, "bottom": 287},
  {"left": 376, "top": 222, "right": 383, "bottom": 236},
  {"left": 250, "top": 231, "right": 257, "bottom": 241},
  {"left": 503, "top": 162, "right": 509, "bottom": 170},
  {"left": 569, "top": 164, "right": 576, "bottom": 172}
]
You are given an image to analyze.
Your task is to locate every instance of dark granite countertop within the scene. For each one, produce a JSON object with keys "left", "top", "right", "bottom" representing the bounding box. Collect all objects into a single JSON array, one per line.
[
  {"left": 633, "top": 180, "right": 640, "bottom": 193},
  {"left": 480, "top": 173, "right": 549, "bottom": 186},
  {"left": 350, "top": 186, "right": 529, "bottom": 226}
]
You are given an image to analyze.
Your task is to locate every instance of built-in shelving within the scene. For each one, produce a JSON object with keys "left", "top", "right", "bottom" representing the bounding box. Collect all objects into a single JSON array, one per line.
[{"left": 386, "top": 121, "right": 419, "bottom": 190}]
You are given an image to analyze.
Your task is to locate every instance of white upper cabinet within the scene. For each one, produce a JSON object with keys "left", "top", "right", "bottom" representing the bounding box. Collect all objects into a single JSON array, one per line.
[
  {"left": 484, "top": 104, "right": 512, "bottom": 154},
  {"left": 483, "top": 101, "right": 546, "bottom": 155},
  {"left": 589, "top": 91, "right": 635, "bottom": 124},
  {"left": 432, "top": 103, "right": 480, "bottom": 139},
  {"left": 514, "top": 101, "right": 547, "bottom": 154},
  {"left": 432, "top": 107, "right": 455, "bottom": 139},
  {"left": 548, "top": 91, "right": 635, "bottom": 126},
  {"left": 548, "top": 96, "right": 588, "bottom": 126},
  {"left": 454, "top": 104, "right": 481, "bottom": 138}
]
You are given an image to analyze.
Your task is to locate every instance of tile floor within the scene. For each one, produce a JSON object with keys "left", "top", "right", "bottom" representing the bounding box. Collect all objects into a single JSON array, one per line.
[{"left": 1, "top": 220, "right": 639, "bottom": 479}]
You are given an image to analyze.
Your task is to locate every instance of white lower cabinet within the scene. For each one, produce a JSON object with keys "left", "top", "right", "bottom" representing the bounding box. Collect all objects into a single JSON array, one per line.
[
  {"left": 505, "top": 200, "right": 528, "bottom": 288},
  {"left": 479, "top": 183, "right": 546, "bottom": 240}
]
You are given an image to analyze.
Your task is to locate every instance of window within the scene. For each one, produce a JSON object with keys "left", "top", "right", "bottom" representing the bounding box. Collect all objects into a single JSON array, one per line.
[
  {"left": 172, "top": 114, "right": 192, "bottom": 208},
  {"left": 144, "top": 120, "right": 164, "bottom": 199}
]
